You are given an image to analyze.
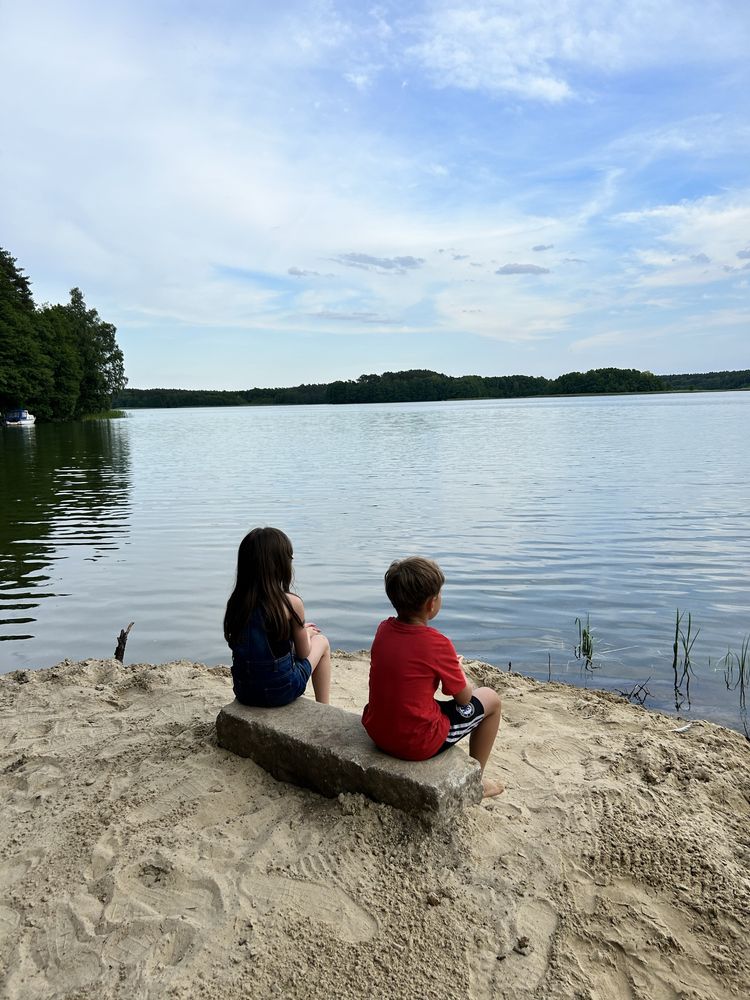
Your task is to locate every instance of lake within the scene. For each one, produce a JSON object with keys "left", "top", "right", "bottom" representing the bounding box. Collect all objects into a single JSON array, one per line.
[{"left": 1, "top": 393, "right": 749, "bottom": 732}]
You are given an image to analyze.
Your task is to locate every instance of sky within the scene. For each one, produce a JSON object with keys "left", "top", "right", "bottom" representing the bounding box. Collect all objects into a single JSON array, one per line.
[{"left": 1, "top": 0, "right": 749, "bottom": 389}]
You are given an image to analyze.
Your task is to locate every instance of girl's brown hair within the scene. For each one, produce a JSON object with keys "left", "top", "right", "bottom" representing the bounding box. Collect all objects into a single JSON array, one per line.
[{"left": 223, "top": 527, "right": 303, "bottom": 645}]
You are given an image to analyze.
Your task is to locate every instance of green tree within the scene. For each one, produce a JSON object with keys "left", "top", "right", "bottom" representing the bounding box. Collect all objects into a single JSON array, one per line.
[
  {"left": 0, "top": 249, "right": 52, "bottom": 412},
  {"left": 0, "top": 249, "right": 127, "bottom": 420},
  {"left": 34, "top": 304, "right": 83, "bottom": 420},
  {"left": 64, "top": 287, "right": 126, "bottom": 416}
]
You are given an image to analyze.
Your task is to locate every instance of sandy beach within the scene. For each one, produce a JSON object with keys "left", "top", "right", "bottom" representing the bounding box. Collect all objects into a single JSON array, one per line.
[{"left": 1, "top": 653, "right": 748, "bottom": 999}]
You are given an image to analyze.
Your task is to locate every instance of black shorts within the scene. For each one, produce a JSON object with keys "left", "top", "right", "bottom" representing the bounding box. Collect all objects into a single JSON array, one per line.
[{"left": 433, "top": 695, "right": 486, "bottom": 755}]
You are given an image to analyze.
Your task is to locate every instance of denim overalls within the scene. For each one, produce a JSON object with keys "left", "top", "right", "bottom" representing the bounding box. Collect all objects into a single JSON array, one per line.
[{"left": 230, "top": 607, "right": 312, "bottom": 707}]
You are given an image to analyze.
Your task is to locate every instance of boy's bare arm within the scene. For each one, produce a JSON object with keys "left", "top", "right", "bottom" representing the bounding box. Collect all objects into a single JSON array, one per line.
[
  {"left": 453, "top": 659, "right": 472, "bottom": 704},
  {"left": 453, "top": 683, "right": 473, "bottom": 705}
]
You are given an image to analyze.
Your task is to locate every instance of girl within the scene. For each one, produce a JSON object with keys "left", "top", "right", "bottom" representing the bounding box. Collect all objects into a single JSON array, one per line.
[{"left": 223, "top": 527, "right": 331, "bottom": 706}]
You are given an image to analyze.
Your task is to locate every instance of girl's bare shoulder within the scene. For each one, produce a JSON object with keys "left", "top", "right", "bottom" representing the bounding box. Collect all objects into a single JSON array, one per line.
[{"left": 285, "top": 592, "right": 305, "bottom": 617}]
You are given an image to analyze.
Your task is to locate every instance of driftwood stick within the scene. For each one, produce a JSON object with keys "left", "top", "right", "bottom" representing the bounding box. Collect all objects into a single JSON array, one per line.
[
  {"left": 617, "top": 677, "right": 652, "bottom": 707},
  {"left": 114, "top": 622, "right": 135, "bottom": 663}
]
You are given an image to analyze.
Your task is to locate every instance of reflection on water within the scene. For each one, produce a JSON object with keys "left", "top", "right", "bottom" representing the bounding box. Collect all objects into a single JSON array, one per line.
[{"left": 0, "top": 421, "right": 130, "bottom": 641}]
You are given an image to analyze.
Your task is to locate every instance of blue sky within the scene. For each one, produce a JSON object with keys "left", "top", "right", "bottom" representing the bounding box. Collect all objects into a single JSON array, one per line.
[{"left": 1, "top": 0, "right": 748, "bottom": 388}]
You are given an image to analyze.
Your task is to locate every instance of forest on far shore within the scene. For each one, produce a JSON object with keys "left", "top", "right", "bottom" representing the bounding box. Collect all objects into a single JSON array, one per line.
[
  {"left": 0, "top": 249, "right": 126, "bottom": 420},
  {"left": 114, "top": 367, "right": 750, "bottom": 409}
]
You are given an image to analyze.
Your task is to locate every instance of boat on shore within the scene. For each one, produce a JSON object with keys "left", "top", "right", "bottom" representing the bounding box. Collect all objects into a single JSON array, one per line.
[{"left": 3, "top": 408, "right": 36, "bottom": 426}]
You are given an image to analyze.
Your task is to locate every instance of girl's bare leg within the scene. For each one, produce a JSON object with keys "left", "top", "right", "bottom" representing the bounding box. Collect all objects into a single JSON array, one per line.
[
  {"left": 469, "top": 686, "right": 504, "bottom": 797},
  {"left": 307, "top": 633, "right": 331, "bottom": 704}
]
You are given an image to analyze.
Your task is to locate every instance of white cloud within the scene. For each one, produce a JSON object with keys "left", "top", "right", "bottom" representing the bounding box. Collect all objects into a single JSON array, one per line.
[
  {"left": 607, "top": 116, "right": 750, "bottom": 168},
  {"left": 569, "top": 330, "right": 630, "bottom": 352},
  {"left": 618, "top": 192, "right": 750, "bottom": 286},
  {"left": 345, "top": 71, "right": 372, "bottom": 91},
  {"left": 288, "top": 267, "right": 334, "bottom": 277},
  {"left": 496, "top": 263, "right": 550, "bottom": 275},
  {"left": 408, "top": 6, "right": 571, "bottom": 102},
  {"left": 407, "top": 1, "right": 750, "bottom": 101},
  {"left": 330, "top": 253, "right": 426, "bottom": 273},
  {"left": 572, "top": 307, "right": 750, "bottom": 355},
  {"left": 311, "top": 309, "right": 392, "bottom": 324},
  {"left": 434, "top": 283, "right": 578, "bottom": 343}
]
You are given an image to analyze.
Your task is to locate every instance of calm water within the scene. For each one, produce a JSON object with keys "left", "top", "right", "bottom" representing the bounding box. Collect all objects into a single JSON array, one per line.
[{"left": 1, "top": 394, "right": 749, "bottom": 730}]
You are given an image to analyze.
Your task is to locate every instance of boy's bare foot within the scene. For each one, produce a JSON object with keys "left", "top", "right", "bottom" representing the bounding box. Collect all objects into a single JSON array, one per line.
[{"left": 482, "top": 777, "right": 505, "bottom": 799}]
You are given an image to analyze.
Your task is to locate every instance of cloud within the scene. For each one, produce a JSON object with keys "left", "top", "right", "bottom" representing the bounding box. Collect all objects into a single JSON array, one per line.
[
  {"left": 407, "top": 5, "right": 574, "bottom": 103},
  {"left": 330, "top": 252, "right": 425, "bottom": 273},
  {"left": 570, "top": 330, "right": 629, "bottom": 352},
  {"left": 570, "top": 308, "right": 750, "bottom": 356},
  {"left": 311, "top": 309, "right": 392, "bottom": 324},
  {"left": 738, "top": 248, "right": 750, "bottom": 259},
  {"left": 563, "top": 257, "right": 586, "bottom": 263},
  {"left": 606, "top": 116, "right": 750, "bottom": 167},
  {"left": 452, "top": 254, "right": 469, "bottom": 260},
  {"left": 495, "top": 263, "right": 550, "bottom": 275},
  {"left": 408, "top": 2, "right": 750, "bottom": 102},
  {"left": 617, "top": 192, "right": 750, "bottom": 286},
  {"left": 288, "top": 267, "right": 333, "bottom": 278},
  {"left": 532, "top": 244, "right": 554, "bottom": 251},
  {"left": 435, "top": 282, "right": 578, "bottom": 342},
  {"left": 345, "top": 71, "right": 372, "bottom": 92}
]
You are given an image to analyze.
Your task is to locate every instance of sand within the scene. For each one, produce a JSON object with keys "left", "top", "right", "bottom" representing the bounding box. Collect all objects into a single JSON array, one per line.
[{"left": 0, "top": 653, "right": 748, "bottom": 1000}]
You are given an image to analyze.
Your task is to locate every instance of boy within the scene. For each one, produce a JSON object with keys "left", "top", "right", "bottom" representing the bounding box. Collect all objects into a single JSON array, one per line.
[{"left": 362, "top": 557, "right": 504, "bottom": 798}]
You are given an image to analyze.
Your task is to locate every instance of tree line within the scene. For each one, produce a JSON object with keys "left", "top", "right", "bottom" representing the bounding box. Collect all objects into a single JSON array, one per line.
[
  {"left": 325, "top": 367, "right": 667, "bottom": 403},
  {"left": 0, "top": 248, "right": 126, "bottom": 420},
  {"left": 659, "top": 370, "right": 750, "bottom": 392},
  {"left": 116, "top": 366, "right": 670, "bottom": 408},
  {"left": 115, "top": 366, "right": 750, "bottom": 410}
]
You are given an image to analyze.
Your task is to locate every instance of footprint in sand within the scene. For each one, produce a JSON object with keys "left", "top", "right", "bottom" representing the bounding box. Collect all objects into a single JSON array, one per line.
[
  {"left": 104, "top": 855, "right": 224, "bottom": 924},
  {"left": 465, "top": 878, "right": 520, "bottom": 1000},
  {"left": 564, "top": 880, "right": 729, "bottom": 1000},
  {"left": 243, "top": 870, "right": 378, "bottom": 944},
  {"left": 0, "top": 846, "right": 46, "bottom": 889},
  {"left": 0, "top": 713, "right": 55, "bottom": 751},
  {"left": 125, "top": 764, "right": 225, "bottom": 826},
  {"left": 95, "top": 856, "right": 223, "bottom": 973},
  {"left": 6, "top": 899, "right": 104, "bottom": 998},
  {"left": 3, "top": 757, "right": 64, "bottom": 802},
  {"left": 520, "top": 735, "right": 588, "bottom": 783},
  {"left": 101, "top": 915, "right": 196, "bottom": 969},
  {"left": 0, "top": 904, "right": 20, "bottom": 946}
]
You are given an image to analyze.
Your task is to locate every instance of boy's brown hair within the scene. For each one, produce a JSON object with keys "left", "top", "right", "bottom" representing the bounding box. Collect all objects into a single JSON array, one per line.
[{"left": 384, "top": 557, "right": 445, "bottom": 617}]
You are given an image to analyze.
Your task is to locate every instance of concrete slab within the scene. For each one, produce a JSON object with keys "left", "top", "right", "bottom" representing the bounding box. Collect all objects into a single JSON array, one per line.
[{"left": 216, "top": 698, "right": 483, "bottom": 824}]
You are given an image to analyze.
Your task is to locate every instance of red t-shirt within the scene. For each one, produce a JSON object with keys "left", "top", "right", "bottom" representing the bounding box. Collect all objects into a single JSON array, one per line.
[{"left": 362, "top": 617, "right": 468, "bottom": 760}]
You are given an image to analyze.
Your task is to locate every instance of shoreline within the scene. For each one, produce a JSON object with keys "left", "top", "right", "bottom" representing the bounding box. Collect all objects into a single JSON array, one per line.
[
  {"left": 5, "top": 652, "right": 747, "bottom": 739},
  {"left": 113, "top": 384, "right": 750, "bottom": 410},
  {"left": 1, "top": 653, "right": 748, "bottom": 998}
]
